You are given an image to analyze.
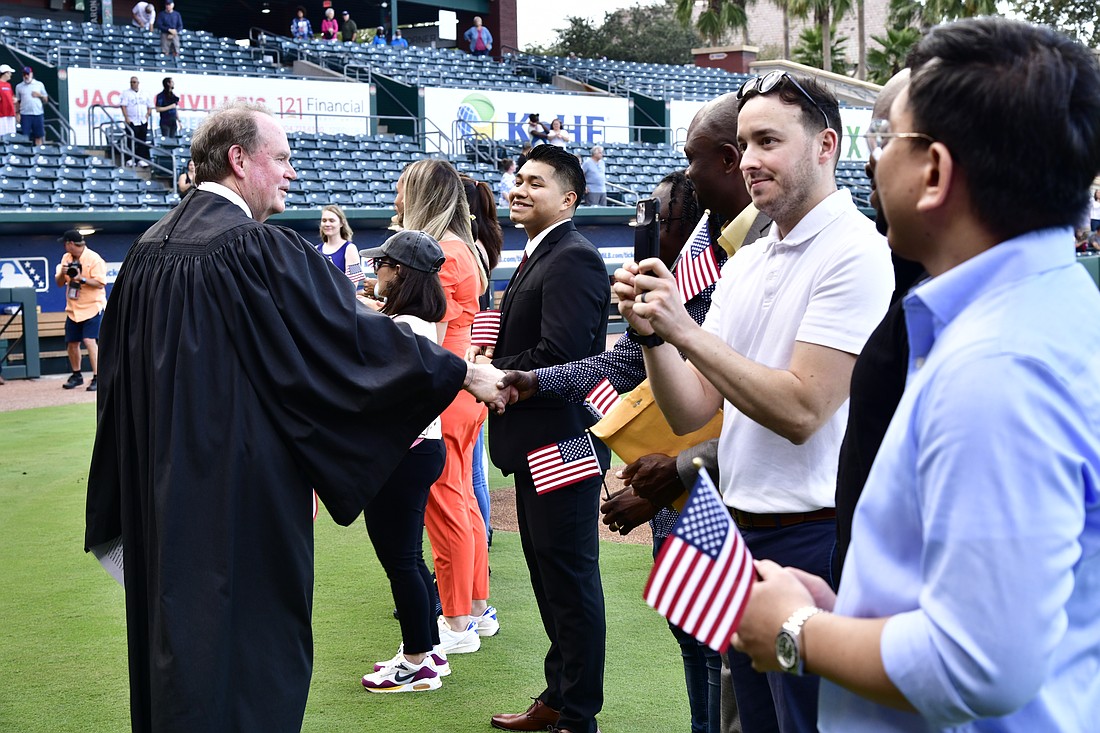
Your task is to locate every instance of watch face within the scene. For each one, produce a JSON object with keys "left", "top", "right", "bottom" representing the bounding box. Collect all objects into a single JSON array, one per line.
[{"left": 776, "top": 631, "right": 798, "bottom": 671}]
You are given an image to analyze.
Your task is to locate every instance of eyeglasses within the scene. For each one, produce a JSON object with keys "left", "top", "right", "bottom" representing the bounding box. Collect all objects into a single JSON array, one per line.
[
  {"left": 866, "top": 118, "right": 936, "bottom": 160},
  {"left": 737, "top": 71, "right": 829, "bottom": 130},
  {"left": 372, "top": 258, "right": 397, "bottom": 270}
]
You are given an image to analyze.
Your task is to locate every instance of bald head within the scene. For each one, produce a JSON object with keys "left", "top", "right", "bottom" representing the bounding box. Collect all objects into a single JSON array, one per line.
[
  {"left": 684, "top": 93, "right": 752, "bottom": 220},
  {"left": 872, "top": 68, "right": 910, "bottom": 121}
]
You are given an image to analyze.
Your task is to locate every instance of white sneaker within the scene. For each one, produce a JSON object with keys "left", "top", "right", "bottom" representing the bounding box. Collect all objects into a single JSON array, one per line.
[
  {"left": 138, "top": 160, "right": 150, "bottom": 168},
  {"left": 361, "top": 655, "right": 441, "bottom": 693},
  {"left": 125, "top": 159, "right": 135, "bottom": 167},
  {"left": 437, "top": 617, "right": 481, "bottom": 654},
  {"left": 374, "top": 644, "right": 450, "bottom": 677},
  {"left": 475, "top": 606, "right": 500, "bottom": 637}
]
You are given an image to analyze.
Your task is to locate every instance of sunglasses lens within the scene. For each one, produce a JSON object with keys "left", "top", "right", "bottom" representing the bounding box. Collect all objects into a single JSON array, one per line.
[{"left": 759, "top": 71, "right": 784, "bottom": 95}]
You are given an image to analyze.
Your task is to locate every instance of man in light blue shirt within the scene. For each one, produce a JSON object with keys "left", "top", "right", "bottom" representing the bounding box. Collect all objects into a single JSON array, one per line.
[
  {"left": 580, "top": 147, "right": 607, "bottom": 206},
  {"left": 730, "top": 17, "right": 1100, "bottom": 732}
]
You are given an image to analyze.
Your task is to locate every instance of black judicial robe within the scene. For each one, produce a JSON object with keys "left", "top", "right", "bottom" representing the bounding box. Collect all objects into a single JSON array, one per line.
[{"left": 84, "top": 190, "right": 466, "bottom": 733}]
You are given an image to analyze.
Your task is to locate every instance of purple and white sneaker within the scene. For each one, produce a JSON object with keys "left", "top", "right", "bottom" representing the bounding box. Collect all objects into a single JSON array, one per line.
[
  {"left": 362, "top": 655, "right": 441, "bottom": 693},
  {"left": 374, "top": 645, "right": 450, "bottom": 677}
]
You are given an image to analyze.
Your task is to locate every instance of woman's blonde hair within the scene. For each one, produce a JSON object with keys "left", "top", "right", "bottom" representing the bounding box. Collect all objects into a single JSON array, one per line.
[
  {"left": 398, "top": 159, "right": 487, "bottom": 288},
  {"left": 319, "top": 204, "right": 354, "bottom": 243}
]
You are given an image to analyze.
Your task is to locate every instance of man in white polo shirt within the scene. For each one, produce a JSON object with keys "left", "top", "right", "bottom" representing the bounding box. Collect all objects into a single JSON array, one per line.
[
  {"left": 119, "top": 75, "right": 152, "bottom": 167},
  {"left": 614, "top": 72, "right": 892, "bottom": 733}
]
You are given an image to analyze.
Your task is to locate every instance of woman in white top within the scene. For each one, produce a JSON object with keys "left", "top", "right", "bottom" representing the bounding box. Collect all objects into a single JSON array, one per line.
[
  {"left": 316, "top": 205, "right": 361, "bottom": 288},
  {"left": 547, "top": 118, "right": 571, "bottom": 147},
  {"left": 357, "top": 230, "right": 452, "bottom": 694}
]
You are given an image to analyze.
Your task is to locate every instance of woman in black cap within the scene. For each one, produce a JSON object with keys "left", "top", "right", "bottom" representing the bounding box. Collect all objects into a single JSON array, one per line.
[{"left": 357, "top": 230, "right": 452, "bottom": 694}]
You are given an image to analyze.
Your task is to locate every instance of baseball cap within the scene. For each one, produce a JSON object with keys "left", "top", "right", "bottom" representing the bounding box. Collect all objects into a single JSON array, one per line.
[
  {"left": 59, "top": 229, "right": 86, "bottom": 244},
  {"left": 342, "top": 9, "right": 349, "bottom": 14},
  {"left": 22, "top": 66, "right": 32, "bottom": 75},
  {"left": 0, "top": 64, "right": 14, "bottom": 74},
  {"left": 360, "top": 230, "right": 445, "bottom": 273}
]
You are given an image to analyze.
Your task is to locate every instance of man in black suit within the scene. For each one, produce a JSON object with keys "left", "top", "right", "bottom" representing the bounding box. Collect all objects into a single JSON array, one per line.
[{"left": 473, "top": 144, "right": 611, "bottom": 733}]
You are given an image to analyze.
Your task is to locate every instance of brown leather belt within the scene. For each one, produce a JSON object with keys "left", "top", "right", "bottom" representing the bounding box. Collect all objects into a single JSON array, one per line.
[{"left": 731, "top": 507, "right": 836, "bottom": 530}]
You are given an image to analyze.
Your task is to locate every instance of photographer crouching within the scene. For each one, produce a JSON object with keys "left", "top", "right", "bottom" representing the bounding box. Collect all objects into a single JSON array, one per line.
[{"left": 54, "top": 230, "right": 107, "bottom": 391}]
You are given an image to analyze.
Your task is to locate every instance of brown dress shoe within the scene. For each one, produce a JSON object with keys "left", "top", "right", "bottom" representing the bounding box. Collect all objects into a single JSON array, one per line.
[{"left": 490, "top": 699, "right": 560, "bottom": 731}]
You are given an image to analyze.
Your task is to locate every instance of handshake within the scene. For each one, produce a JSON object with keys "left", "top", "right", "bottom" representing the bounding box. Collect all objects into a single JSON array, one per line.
[{"left": 459, "top": 358, "right": 542, "bottom": 416}]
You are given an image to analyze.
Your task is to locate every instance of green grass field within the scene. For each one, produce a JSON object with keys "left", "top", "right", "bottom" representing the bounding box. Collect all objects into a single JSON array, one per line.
[{"left": 0, "top": 404, "right": 690, "bottom": 732}]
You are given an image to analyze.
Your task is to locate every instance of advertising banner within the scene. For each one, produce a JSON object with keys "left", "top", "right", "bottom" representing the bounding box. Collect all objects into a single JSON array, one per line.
[
  {"left": 423, "top": 87, "right": 630, "bottom": 146},
  {"left": 63, "top": 67, "right": 375, "bottom": 145}
]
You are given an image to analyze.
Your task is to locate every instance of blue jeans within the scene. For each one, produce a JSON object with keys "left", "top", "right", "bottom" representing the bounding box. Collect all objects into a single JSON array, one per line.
[
  {"left": 654, "top": 535, "right": 722, "bottom": 733},
  {"left": 727, "top": 519, "right": 836, "bottom": 733},
  {"left": 471, "top": 427, "right": 492, "bottom": 545}
]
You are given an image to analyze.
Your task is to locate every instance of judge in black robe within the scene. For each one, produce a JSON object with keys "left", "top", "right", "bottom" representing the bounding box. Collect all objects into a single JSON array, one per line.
[{"left": 84, "top": 106, "right": 481, "bottom": 732}]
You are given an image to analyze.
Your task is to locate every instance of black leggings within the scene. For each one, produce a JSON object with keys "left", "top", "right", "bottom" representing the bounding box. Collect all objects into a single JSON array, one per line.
[{"left": 363, "top": 438, "right": 446, "bottom": 655}]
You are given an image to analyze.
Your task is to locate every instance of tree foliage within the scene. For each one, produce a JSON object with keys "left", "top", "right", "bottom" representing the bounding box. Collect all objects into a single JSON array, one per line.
[
  {"left": 866, "top": 26, "right": 921, "bottom": 85},
  {"left": 792, "top": 24, "right": 849, "bottom": 74},
  {"left": 1009, "top": 0, "right": 1100, "bottom": 48},
  {"left": 789, "top": 0, "right": 852, "bottom": 74},
  {"left": 675, "top": 0, "right": 750, "bottom": 46},
  {"left": 540, "top": 1, "right": 703, "bottom": 65}
]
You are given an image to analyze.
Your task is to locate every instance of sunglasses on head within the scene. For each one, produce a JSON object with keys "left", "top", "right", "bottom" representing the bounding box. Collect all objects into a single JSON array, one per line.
[{"left": 737, "top": 71, "right": 830, "bottom": 130}]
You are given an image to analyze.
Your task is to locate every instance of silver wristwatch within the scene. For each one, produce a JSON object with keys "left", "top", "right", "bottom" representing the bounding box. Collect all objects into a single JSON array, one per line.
[{"left": 775, "top": 606, "right": 825, "bottom": 675}]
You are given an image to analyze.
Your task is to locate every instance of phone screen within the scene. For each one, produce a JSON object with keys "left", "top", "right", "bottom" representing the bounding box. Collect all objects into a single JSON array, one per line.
[{"left": 634, "top": 197, "right": 660, "bottom": 263}]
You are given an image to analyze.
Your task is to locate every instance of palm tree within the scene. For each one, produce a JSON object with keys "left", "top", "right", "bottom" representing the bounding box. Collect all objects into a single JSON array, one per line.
[
  {"left": 675, "top": 0, "right": 749, "bottom": 46},
  {"left": 789, "top": 0, "right": 852, "bottom": 75},
  {"left": 856, "top": 0, "right": 865, "bottom": 79},
  {"left": 793, "top": 24, "right": 849, "bottom": 74},
  {"left": 769, "top": 0, "right": 793, "bottom": 59},
  {"left": 866, "top": 26, "right": 920, "bottom": 84}
]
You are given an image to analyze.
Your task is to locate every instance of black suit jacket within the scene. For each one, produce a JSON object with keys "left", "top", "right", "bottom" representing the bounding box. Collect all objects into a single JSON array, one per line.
[{"left": 488, "top": 220, "right": 612, "bottom": 475}]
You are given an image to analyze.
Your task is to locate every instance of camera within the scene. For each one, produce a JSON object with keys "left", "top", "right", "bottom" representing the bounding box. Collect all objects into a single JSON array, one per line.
[{"left": 66, "top": 261, "right": 83, "bottom": 299}]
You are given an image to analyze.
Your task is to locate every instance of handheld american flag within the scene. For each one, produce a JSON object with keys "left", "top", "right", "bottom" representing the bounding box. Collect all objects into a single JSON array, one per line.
[
  {"left": 471, "top": 309, "right": 502, "bottom": 348},
  {"left": 527, "top": 434, "right": 603, "bottom": 495},
  {"left": 346, "top": 261, "right": 366, "bottom": 284},
  {"left": 585, "top": 378, "right": 621, "bottom": 420},
  {"left": 674, "top": 212, "right": 721, "bottom": 304},
  {"left": 644, "top": 467, "right": 754, "bottom": 652}
]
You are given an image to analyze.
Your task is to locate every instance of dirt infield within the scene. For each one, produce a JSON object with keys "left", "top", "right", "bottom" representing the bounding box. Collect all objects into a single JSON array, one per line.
[
  {"left": 1, "top": 373, "right": 651, "bottom": 546},
  {"left": 0, "top": 374, "right": 98, "bottom": 412}
]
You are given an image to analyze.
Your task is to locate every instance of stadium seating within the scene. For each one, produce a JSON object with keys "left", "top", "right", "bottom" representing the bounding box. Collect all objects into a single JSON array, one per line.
[
  {"left": 0, "top": 16, "right": 287, "bottom": 76},
  {"left": 528, "top": 55, "right": 751, "bottom": 101}
]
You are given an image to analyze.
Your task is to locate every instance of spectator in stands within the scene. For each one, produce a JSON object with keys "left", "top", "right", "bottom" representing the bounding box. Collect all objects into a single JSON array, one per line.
[
  {"left": 581, "top": 146, "right": 607, "bottom": 206},
  {"left": 371, "top": 26, "right": 388, "bottom": 46},
  {"left": 546, "top": 118, "right": 571, "bottom": 148},
  {"left": 156, "top": 1, "right": 183, "bottom": 60},
  {"left": 132, "top": 1, "right": 156, "bottom": 31},
  {"left": 340, "top": 10, "right": 357, "bottom": 43},
  {"left": 291, "top": 6, "right": 312, "bottom": 41},
  {"left": 0, "top": 65, "right": 15, "bottom": 136},
  {"left": 14, "top": 67, "right": 47, "bottom": 147},
  {"left": 321, "top": 8, "right": 339, "bottom": 42},
  {"left": 464, "top": 16, "right": 492, "bottom": 57},
  {"left": 317, "top": 204, "right": 362, "bottom": 287},
  {"left": 516, "top": 141, "right": 533, "bottom": 169},
  {"left": 177, "top": 158, "right": 195, "bottom": 195},
  {"left": 55, "top": 230, "right": 107, "bottom": 393},
  {"left": 1090, "top": 188, "right": 1100, "bottom": 231},
  {"left": 526, "top": 113, "right": 548, "bottom": 146},
  {"left": 155, "top": 76, "right": 179, "bottom": 138},
  {"left": 391, "top": 28, "right": 408, "bottom": 49},
  {"left": 497, "top": 157, "right": 515, "bottom": 207},
  {"left": 120, "top": 75, "right": 153, "bottom": 167}
]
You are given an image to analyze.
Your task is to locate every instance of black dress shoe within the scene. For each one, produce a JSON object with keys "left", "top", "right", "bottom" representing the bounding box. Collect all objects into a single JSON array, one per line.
[{"left": 490, "top": 699, "right": 560, "bottom": 731}]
